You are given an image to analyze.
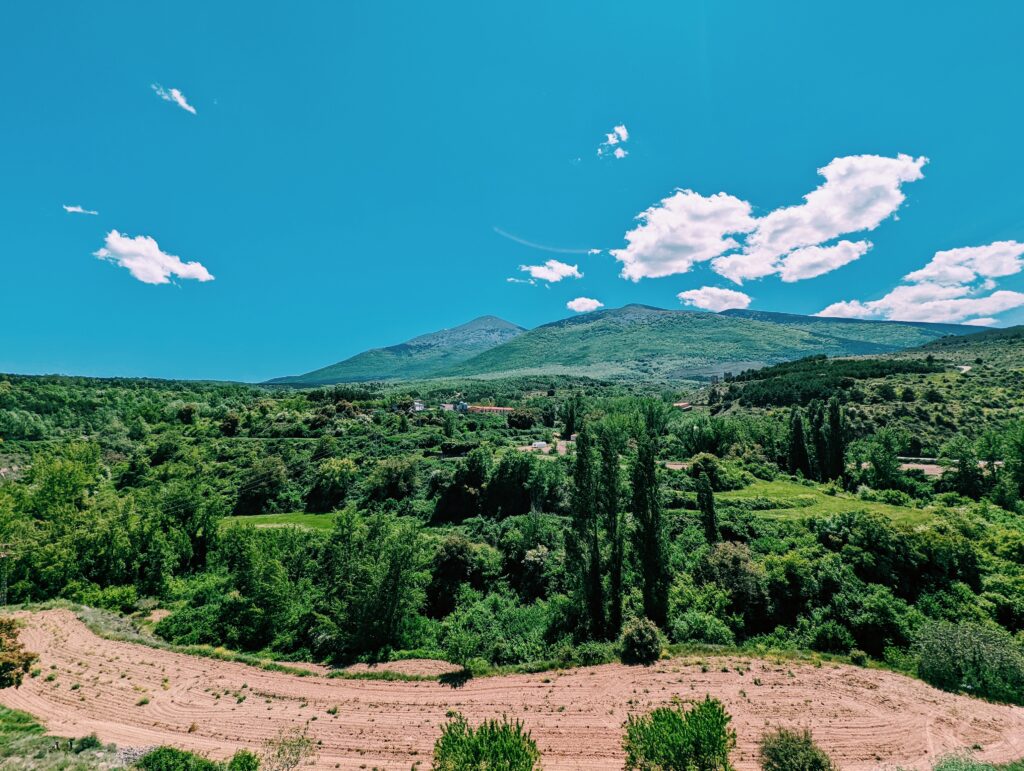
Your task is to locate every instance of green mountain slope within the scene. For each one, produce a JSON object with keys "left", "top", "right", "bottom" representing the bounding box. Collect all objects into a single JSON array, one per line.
[
  {"left": 446, "top": 305, "right": 981, "bottom": 381},
  {"left": 271, "top": 316, "right": 525, "bottom": 384}
]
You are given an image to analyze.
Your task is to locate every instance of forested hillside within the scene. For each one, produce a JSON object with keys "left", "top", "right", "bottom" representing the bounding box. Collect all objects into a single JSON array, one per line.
[{"left": 447, "top": 305, "right": 980, "bottom": 381}]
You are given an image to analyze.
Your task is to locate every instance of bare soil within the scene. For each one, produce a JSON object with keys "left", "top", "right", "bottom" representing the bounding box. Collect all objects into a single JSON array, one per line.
[{"left": 3, "top": 610, "right": 1023, "bottom": 770}]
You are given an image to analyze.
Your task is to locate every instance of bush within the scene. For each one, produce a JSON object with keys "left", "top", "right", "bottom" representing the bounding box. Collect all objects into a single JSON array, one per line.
[
  {"left": 758, "top": 727, "right": 835, "bottom": 771},
  {"left": 915, "top": 620, "right": 1024, "bottom": 705},
  {"left": 670, "top": 611, "right": 735, "bottom": 646},
  {"left": 72, "top": 733, "right": 104, "bottom": 753},
  {"left": 620, "top": 617, "right": 663, "bottom": 665},
  {"left": 432, "top": 713, "right": 541, "bottom": 770},
  {"left": 137, "top": 747, "right": 222, "bottom": 771},
  {"left": 623, "top": 696, "right": 736, "bottom": 771},
  {"left": 227, "top": 750, "right": 261, "bottom": 771}
]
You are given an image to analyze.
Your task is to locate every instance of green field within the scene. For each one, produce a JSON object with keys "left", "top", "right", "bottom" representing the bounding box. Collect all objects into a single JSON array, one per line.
[
  {"left": 223, "top": 511, "right": 339, "bottom": 531},
  {"left": 719, "top": 479, "right": 934, "bottom": 525}
]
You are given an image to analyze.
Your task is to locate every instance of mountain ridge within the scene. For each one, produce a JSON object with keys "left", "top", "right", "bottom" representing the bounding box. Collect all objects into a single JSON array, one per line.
[
  {"left": 272, "top": 305, "right": 984, "bottom": 384},
  {"left": 270, "top": 315, "right": 525, "bottom": 384}
]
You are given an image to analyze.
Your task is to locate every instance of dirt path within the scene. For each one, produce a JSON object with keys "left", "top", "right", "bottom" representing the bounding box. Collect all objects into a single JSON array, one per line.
[{"left": 3, "top": 610, "right": 1024, "bottom": 770}]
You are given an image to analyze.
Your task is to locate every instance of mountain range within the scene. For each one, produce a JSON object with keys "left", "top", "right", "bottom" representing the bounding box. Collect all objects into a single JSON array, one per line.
[{"left": 270, "top": 305, "right": 982, "bottom": 384}]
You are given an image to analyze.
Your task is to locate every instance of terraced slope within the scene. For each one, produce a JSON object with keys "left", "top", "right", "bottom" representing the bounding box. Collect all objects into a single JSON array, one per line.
[{"left": 3, "top": 610, "right": 1023, "bottom": 770}]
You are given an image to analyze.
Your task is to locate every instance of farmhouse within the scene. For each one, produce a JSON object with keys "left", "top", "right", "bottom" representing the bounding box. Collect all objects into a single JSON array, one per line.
[
  {"left": 673, "top": 401, "right": 693, "bottom": 411},
  {"left": 468, "top": 405, "right": 514, "bottom": 414}
]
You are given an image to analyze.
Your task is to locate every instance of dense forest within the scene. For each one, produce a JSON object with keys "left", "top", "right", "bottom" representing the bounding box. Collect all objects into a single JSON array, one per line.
[{"left": 1, "top": 336, "right": 1024, "bottom": 709}]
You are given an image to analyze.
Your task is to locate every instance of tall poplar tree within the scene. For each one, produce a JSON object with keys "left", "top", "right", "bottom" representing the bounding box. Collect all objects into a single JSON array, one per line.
[
  {"left": 630, "top": 431, "right": 668, "bottom": 627},
  {"left": 570, "top": 424, "right": 604, "bottom": 638},
  {"left": 787, "top": 407, "right": 812, "bottom": 479},
  {"left": 597, "top": 423, "right": 625, "bottom": 637},
  {"left": 696, "top": 474, "right": 719, "bottom": 544},
  {"left": 826, "top": 395, "right": 846, "bottom": 481}
]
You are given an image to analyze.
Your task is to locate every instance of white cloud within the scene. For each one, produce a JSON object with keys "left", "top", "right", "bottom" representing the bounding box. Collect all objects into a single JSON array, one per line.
[
  {"left": 598, "top": 123, "right": 630, "bottom": 158},
  {"left": 63, "top": 204, "right": 98, "bottom": 216},
  {"left": 963, "top": 317, "right": 998, "bottom": 326},
  {"left": 817, "top": 240, "right": 1024, "bottom": 324},
  {"left": 902, "top": 241, "right": 1024, "bottom": 285},
  {"left": 777, "top": 240, "right": 871, "bottom": 282},
  {"left": 519, "top": 259, "right": 582, "bottom": 283},
  {"left": 567, "top": 297, "right": 603, "bottom": 313},
  {"left": 94, "top": 230, "right": 214, "bottom": 285},
  {"left": 152, "top": 84, "right": 197, "bottom": 115},
  {"left": 677, "top": 286, "right": 752, "bottom": 312},
  {"left": 612, "top": 154, "right": 926, "bottom": 285},
  {"left": 612, "top": 190, "right": 755, "bottom": 281}
]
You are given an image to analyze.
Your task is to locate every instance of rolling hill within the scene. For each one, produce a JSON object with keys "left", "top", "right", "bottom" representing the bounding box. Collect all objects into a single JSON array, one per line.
[
  {"left": 446, "top": 305, "right": 981, "bottom": 381},
  {"left": 271, "top": 316, "right": 525, "bottom": 384},
  {"left": 272, "top": 305, "right": 983, "bottom": 384}
]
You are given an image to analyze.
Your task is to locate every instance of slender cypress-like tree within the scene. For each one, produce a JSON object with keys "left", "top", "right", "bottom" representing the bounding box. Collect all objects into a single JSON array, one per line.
[
  {"left": 597, "top": 424, "right": 624, "bottom": 637},
  {"left": 630, "top": 431, "right": 668, "bottom": 627},
  {"left": 696, "top": 474, "right": 719, "bottom": 544},
  {"left": 826, "top": 395, "right": 846, "bottom": 481},
  {"left": 570, "top": 424, "right": 604, "bottom": 638},
  {"left": 788, "top": 407, "right": 812, "bottom": 478},
  {"left": 808, "top": 400, "right": 828, "bottom": 481}
]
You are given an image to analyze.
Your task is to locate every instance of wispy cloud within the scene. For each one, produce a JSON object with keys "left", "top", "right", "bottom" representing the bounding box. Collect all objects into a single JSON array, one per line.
[
  {"left": 567, "top": 297, "right": 603, "bottom": 313},
  {"left": 817, "top": 240, "right": 1024, "bottom": 324},
  {"left": 611, "top": 154, "right": 927, "bottom": 285},
  {"left": 598, "top": 124, "right": 630, "bottom": 159},
  {"left": 518, "top": 259, "right": 582, "bottom": 283},
  {"left": 94, "top": 230, "right": 214, "bottom": 285},
  {"left": 493, "top": 226, "right": 596, "bottom": 255},
  {"left": 63, "top": 204, "right": 98, "bottom": 216},
  {"left": 151, "top": 83, "right": 197, "bottom": 115},
  {"left": 678, "top": 286, "right": 752, "bottom": 312}
]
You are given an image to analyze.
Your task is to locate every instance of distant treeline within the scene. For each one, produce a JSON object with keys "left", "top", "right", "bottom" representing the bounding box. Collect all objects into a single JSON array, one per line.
[{"left": 724, "top": 356, "right": 945, "bottom": 407}]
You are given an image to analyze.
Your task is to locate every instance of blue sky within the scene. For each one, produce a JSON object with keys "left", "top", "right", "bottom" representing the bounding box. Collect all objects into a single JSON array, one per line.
[{"left": 3, "top": 1, "right": 1024, "bottom": 381}]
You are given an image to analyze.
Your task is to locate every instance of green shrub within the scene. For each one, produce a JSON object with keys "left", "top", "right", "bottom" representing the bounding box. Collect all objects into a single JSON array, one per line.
[
  {"left": 915, "top": 620, "right": 1024, "bottom": 704},
  {"left": 72, "top": 733, "right": 104, "bottom": 753},
  {"left": 848, "top": 649, "right": 868, "bottom": 667},
  {"left": 227, "top": 750, "right": 261, "bottom": 771},
  {"left": 137, "top": 747, "right": 222, "bottom": 771},
  {"left": 432, "top": 713, "right": 540, "bottom": 770},
  {"left": 623, "top": 696, "right": 735, "bottom": 771},
  {"left": 758, "top": 727, "right": 835, "bottom": 771},
  {"left": 620, "top": 617, "right": 663, "bottom": 665},
  {"left": 574, "top": 640, "right": 617, "bottom": 666},
  {"left": 930, "top": 754, "right": 1008, "bottom": 771},
  {"left": 670, "top": 611, "right": 735, "bottom": 646}
]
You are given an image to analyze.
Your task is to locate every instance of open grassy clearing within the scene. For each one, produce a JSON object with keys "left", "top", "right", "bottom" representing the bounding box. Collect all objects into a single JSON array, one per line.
[{"left": 222, "top": 511, "right": 338, "bottom": 531}]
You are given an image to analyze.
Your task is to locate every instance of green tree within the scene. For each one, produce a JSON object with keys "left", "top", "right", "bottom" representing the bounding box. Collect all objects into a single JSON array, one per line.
[
  {"left": 825, "top": 396, "right": 845, "bottom": 481},
  {"left": 787, "top": 408, "right": 812, "bottom": 478},
  {"left": 305, "top": 457, "right": 357, "bottom": 512},
  {"left": 631, "top": 431, "right": 669, "bottom": 626},
  {"left": 866, "top": 427, "right": 902, "bottom": 489},
  {"left": 597, "top": 422, "right": 625, "bottom": 636},
  {"left": 569, "top": 425, "right": 604, "bottom": 638},
  {"left": 696, "top": 474, "right": 720, "bottom": 544},
  {"left": 0, "top": 617, "right": 37, "bottom": 689},
  {"left": 561, "top": 392, "right": 583, "bottom": 439},
  {"left": 941, "top": 435, "right": 983, "bottom": 499}
]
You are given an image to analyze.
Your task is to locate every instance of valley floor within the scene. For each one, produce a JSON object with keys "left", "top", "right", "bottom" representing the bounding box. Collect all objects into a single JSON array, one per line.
[{"left": 3, "top": 610, "right": 1023, "bottom": 770}]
